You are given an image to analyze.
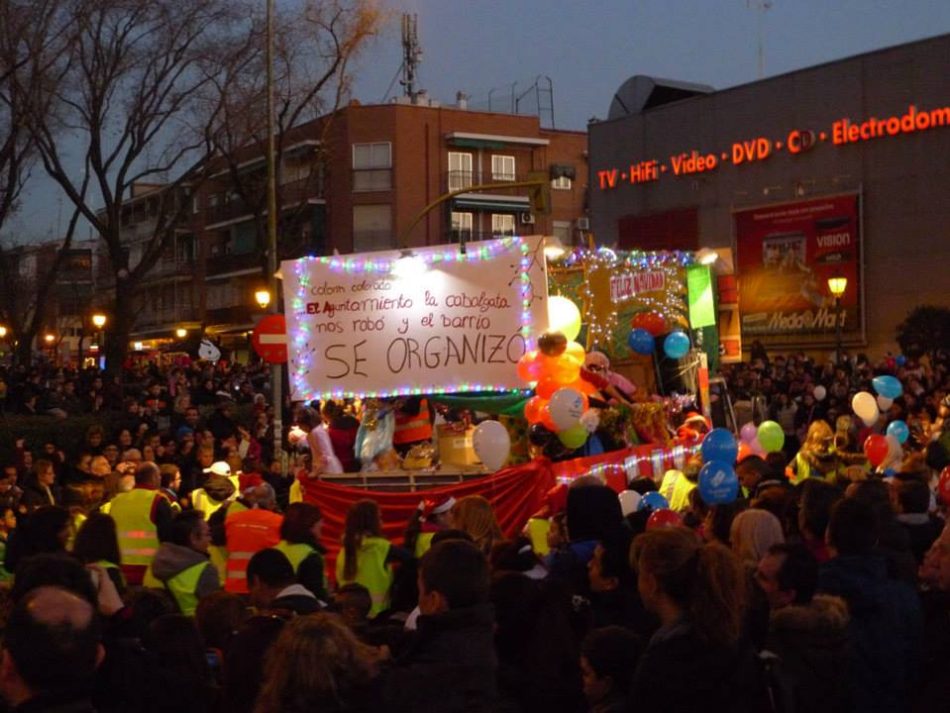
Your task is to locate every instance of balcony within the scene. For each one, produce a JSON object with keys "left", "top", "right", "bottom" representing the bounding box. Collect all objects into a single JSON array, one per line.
[
  {"left": 205, "top": 177, "right": 324, "bottom": 229},
  {"left": 444, "top": 169, "right": 530, "bottom": 194}
]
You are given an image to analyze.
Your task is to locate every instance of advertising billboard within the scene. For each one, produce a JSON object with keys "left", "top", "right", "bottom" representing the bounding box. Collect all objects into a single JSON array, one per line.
[{"left": 734, "top": 194, "right": 862, "bottom": 347}]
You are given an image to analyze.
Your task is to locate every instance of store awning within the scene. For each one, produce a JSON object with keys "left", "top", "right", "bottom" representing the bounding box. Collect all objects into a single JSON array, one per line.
[{"left": 452, "top": 193, "right": 530, "bottom": 212}]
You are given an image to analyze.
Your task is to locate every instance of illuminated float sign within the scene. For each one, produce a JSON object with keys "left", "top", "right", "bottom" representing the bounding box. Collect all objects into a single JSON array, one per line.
[
  {"left": 281, "top": 236, "right": 549, "bottom": 401},
  {"left": 596, "top": 103, "right": 950, "bottom": 190}
]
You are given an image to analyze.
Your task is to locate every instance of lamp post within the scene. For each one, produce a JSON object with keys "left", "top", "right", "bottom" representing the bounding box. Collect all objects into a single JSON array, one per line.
[
  {"left": 176, "top": 327, "right": 188, "bottom": 339},
  {"left": 254, "top": 289, "right": 272, "bottom": 311},
  {"left": 89, "top": 313, "right": 107, "bottom": 368},
  {"left": 827, "top": 275, "right": 848, "bottom": 365}
]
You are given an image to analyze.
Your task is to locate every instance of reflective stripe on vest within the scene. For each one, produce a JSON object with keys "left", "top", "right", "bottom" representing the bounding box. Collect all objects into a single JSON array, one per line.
[
  {"left": 335, "top": 535, "right": 393, "bottom": 618},
  {"left": 110, "top": 489, "right": 160, "bottom": 567},
  {"left": 166, "top": 562, "right": 210, "bottom": 617},
  {"left": 393, "top": 399, "right": 432, "bottom": 444},
  {"left": 224, "top": 509, "right": 282, "bottom": 594}
]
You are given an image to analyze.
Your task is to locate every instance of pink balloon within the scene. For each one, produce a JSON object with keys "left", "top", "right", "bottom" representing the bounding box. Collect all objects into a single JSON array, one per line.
[
  {"left": 740, "top": 422, "right": 758, "bottom": 444},
  {"left": 750, "top": 437, "right": 765, "bottom": 456}
]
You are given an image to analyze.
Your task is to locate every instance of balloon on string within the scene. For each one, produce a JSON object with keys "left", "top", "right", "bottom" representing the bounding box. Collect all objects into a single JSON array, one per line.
[
  {"left": 885, "top": 433, "right": 902, "bottom": 465},
  {"left": 871, "top": 375, "right": 902, "bottom": 400},
  {"left": 537, "top": 331, "right": 568, "bottom": 357},
  {"left": 813, "top": 385, "right": 827, "bottom": 401},
  {"left": 473, "top": 420, "right": 511, "bottom": 472},
  {"left": 698, "top": 461, "right": 739, "bottom": 505},
  {"left": 535, "top": 377, "right": 560, "bottom": 400},
  {"left": 618, "top": 490, "right": 642, "bottom": 517},
  {"left": 517, "top": 350, "right": 541, "bottom": 383},
  {"left": 638, "top": 491, "right": 669, "bottom": 511},
  {"left": 632, "top": 311, "right": 667, "bottom": 337},
  {"left": 750, "top": 437, "right": 765, "bottom": 456},
  {"left": 627, "top": 328, "right": 655, "bottom": 355},
  {"left": 701, "top": 428, "right": 739, "bottom": 464},
  {"left": 757, "top": 420, "right": 786, "bottom": 454},
  {"left": 740, "top": 422, "right": 758, "bottom": 444},
  {"left": 557, "top": 424, "right": 589, "bottom": 450},
  {"left": 523, "top": 396, "right": 546, "bottom": 424},
  {"left": 548, "top": 388, "right": 587, "bottom": 430},
  {"left": 647, "top": 509, "right": 683, "bottom": 530},
  {"left": 863, "top": 434, "right": 889, "bottom": 467},
  {"left": 547, "top": 296, "right": 582, "bottom": 342},
  {"left": 877, "top": 395, "right": 893, "bottom": 411},
  {"left": 895, "top": 354, "right": 907, "bottom": 367},
  {"left": 886, "top": 419, "right": 909, "bottom": 445},
  {"left": 851, "top": 391, "right": 879, "bottom": 426},
  {"left": 663, "top": 331, "right": 690, "bottom": 360}
]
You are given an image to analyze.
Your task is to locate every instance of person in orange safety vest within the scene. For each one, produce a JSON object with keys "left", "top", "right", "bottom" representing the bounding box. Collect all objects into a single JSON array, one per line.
[{"left": 224, "top": 483, "right": 283, "bottom": 594}]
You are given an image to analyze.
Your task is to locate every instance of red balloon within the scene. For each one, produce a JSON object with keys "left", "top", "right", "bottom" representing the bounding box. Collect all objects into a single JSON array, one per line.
[
  {"left": 632, "top": 312, "right": 667, "bottom": 337},
  {"left": 524, "top": 396, "right": 546, "bottom": 424},
  {"left": 536, "top": 377, "right": 560, "bottom": 400},
  {"left": 646, "top": 508, "right": 683, "bottom": 531},
  {"left": 863, "top": 434, "right": 889, "bottom": 467},
  {"left": 938, "top": 466, "right": 950, "bottom": 507}
]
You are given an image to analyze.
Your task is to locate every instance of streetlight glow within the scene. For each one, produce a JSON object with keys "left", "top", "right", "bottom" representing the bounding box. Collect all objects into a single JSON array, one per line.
[
  {"left": 43, "top": 333, "right": 55, "bottom": 344},
  {"left": 827, "top": 275, "right": 848, "bottom": 298},
  {"left": 255, "top": 289, "right": 272, "bottom": 310},
  {"left": 92, "top": 313, "right": 107, "bottom": 329},
  {"left": 176, "top": 327, "right": 188, "bottom": 339},
  {"left": 0, "top": 326, "right": 6, "bottom": 339}
]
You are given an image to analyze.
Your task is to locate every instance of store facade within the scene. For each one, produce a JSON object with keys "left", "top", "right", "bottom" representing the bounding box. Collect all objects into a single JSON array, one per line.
[{"left": 589, "top": 33, "right": 950, "bottom": 356}]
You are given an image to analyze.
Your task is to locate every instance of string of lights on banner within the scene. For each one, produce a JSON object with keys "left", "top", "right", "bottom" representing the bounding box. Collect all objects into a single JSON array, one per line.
[
  {"left": 287, "top": 237, "right": 537, "bottom": 400},
  {"left": 553, "top": 441, "right": 702, "bottom": 487},
  {"left": 560, "top": 247, "right": 694, "bottom": 347}
]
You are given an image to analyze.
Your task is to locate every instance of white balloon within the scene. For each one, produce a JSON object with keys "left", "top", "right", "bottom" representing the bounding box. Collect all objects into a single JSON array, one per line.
[
  {"left": 876, "top": 395, "right": 893, "bottom": 411},
  {"left": 472, "top": 420, "right": 511, "bottom": 472},
  {"left": 884, "top": 433, "right": 903, "bottom": 467},
  {"left": 619, "top": 490, "right": 642, "bottom": 517},
  {"left": 547, "top": 296, "right": 582, "bottom": 341},
  {"left": 548, "top": 388, "right": 586, "bottom": 431},
  {"left": 813, "top": 385, "right": 827, "bottom": 401},
  {"left": 851, "top": 391, "right": 879, "bottom": 426}
]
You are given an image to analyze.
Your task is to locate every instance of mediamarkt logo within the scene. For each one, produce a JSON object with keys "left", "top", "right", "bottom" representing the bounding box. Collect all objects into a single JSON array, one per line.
[{"left": 744, "top": 307, "right": 845, "bottom": 333}]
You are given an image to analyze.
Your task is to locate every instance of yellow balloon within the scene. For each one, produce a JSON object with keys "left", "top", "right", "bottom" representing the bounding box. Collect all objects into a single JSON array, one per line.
[
  {"left": 564, "top": 341, "right": 586, "bottom": 363},
  {"left": 547, "top": 296, "right": 582, "bottom": 342}
]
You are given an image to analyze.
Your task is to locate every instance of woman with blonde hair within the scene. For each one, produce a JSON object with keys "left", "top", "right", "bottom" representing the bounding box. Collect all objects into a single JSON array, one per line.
[
  {"left": 253, "top": 613, "right": 382, "bottom": 713},
  {"left": 451, "top": 495, "right": 503, "bottom": 556},
  {"left": 630, "top": 527, "right": 764, "bottom": 711},
  {"left": 788, "top": 419, "right": 837, "bottom": 485}
]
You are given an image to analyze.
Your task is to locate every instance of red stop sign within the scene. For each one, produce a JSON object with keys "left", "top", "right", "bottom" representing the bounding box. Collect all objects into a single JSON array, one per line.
[{"left": 252, "top": 314, "right": 288, "bottom": 364}]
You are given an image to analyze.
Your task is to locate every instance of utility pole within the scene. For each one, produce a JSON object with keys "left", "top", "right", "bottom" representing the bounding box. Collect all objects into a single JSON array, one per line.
[
  {"left": 401, "top": 14, "right": 422, "bottom": 103},
  {"left": 266, "top": 0, "right": 283, "bottom": 472}
]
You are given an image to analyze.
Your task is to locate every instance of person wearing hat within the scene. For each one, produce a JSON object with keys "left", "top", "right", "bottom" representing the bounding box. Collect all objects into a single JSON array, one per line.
[
  {"left": 109, "top": 461, "right": 174, "bottom": 586},
  {"left": 191, "top": 461, "right": 237, "bottom": 521},
  {"left": 404, "top": 496, "right": 456, "bottom": 559},
  {"left": 582, "top": 351, "right": 637, "bottom": 408}
]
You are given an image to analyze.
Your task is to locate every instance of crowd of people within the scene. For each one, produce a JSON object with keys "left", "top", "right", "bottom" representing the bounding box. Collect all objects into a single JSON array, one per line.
[{"left": 0, "top": 349, "right": 946, "bottom": 712}]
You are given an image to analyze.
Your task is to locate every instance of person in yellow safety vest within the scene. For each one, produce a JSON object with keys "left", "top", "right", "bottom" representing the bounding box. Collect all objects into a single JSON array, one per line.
[
  {"left": 73, "top": 511, "right": 128, "bottom": 597},
  {"left": 787, "top": 420, "right": 838, "bottom": 486},
  {"left": 224, "top": 484, "right": 283, "bottom": 594},
  {"left": 191, "top": 461, "right": 237, "bottom": 520},
  {"left": 276, "top": 502, "right": 329, "bottom": 601},
  {"left": 392, "top": 397, "right": 433, "bottom": 456},
  {"left": 144, "top": 510, "right": 220, "bottom": 616},
  {"left": 108, "top": 462, "right": 174, "bottom": 586},
  {"left": 658, "top": 459, "right": 701, "bottom": 513},
  {"left": 403, "top": 495, "right": 456, "bottom": 559},
  {"left": 335, "top": 499, "right": 411, "bottom": 618}
]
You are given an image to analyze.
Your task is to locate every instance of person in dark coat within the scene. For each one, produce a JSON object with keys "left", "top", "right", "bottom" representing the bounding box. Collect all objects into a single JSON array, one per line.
[
  {"left": 246, "top": 548, "right": 323, "bottom": 615},
  {"left": 893, "top": 478, "right": 944, "bottom": 564},
  {"left": 383, "top": 539, "right": 497, "bottom": 713},
  {"left": 580, "top": 626, "right": 643, "bottom": 713},
  {"left": 817, "top": 497, "right": 923, "bottom": 713}
]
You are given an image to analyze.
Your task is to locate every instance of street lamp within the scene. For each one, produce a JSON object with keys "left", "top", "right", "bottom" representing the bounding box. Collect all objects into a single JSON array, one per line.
[
  {"left": 254, "top": 289, "right": 272, "bottom": 310},
  {"left": 91, "top": 313, "right": 107, "bottom": 329},
  {"left": 43, "top": 333, "right": 55, "bottom": 345},
  {"left": 827, "top": 275, "right": 848, "bottom": 365},
  {"left": 176, "top": 327, "right": 188, "bottom": 339},
  {"left": 0, "top": 325, "right": 6, "bottom": 339}
]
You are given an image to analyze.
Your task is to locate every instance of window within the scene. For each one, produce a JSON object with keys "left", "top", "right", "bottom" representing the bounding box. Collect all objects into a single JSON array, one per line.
[
  {"left": 492, "top": 155, "right": 515, "bottom": 181},
  {"left": 352, "top": 204, "right": 392, "bottom": 252},
  {"left": 352, "top": 142, "right": 392, "bottom": 192},
  {"left": 450, "top": 212, "right": 473, "bottom": 242},
  {"left": 551, "top": 176, "right": 572, "bottom": 190},
  {"left": 448, "top": 152, "right": 473, "bottom": 191},
  {"left": 492, "top": 214, "right": 515, "bottom": 236}
]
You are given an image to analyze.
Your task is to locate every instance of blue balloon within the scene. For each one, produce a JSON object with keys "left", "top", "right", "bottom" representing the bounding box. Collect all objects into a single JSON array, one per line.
[
  {"left": 663, "top": 331, "right": 690, "bottom": 360},
  {"left": 886, "top": 419, "right": 910, "bottom": 445},
  {"left": 701, "top": 427, "right": 739, "bottom": 464},
  {"left": 698, "top": 460, "right": 739, "bottom": 505},
  {"left": 872, "top": 375, "right": 902, "bottom": 400},
  {"left": 627, "top": 328, "right": 655, "bottom": 355},
  {"left": 895, "top": 354, "right": 907, "bottom": 367},
  {"left": 638, "top": 491, "right": 670, "bottom": 511}
]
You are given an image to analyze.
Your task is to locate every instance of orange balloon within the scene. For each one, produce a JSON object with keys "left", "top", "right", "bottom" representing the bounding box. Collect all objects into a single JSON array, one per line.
[
  {"left": 524, "top": 396, "right": 546, "bottom": 423},
  {"left": 548, "top": 355, "right": 581, "bottom": 385},
  {"left": 540, "top": 403, "right": 558, "bottom": 432},
  {"left": 564, "top": 341, "right": 586, "bottom": 363},
  {"left": 536, "top": 377, "right": 560, "bottom": 399},
  {"left": 517, "top": 350, "right": 541, "bottom": 383},
  {"left": 569, "top": 378, "right": 598, "bottom": 397}
]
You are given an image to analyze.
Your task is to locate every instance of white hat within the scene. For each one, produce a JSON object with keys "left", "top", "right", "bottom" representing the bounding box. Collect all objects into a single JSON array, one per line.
[{"left": 203, "top": 461, "right": 231, "bottom": 477}]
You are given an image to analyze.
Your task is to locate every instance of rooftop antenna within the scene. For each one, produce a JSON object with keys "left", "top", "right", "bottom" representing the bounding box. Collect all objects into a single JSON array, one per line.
[
  {"left": 747, "top": 0, "right": 772, "bottom": 79},
  {"left": 400, "top": 13, "right": 423, "bottom": 103}
]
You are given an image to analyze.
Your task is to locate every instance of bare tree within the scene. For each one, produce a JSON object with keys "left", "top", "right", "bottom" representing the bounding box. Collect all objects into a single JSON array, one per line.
[
  {"left": 206, "top": 0, "right": 381, "bottom": 269},
  {"left": 0, "top": 0, "right": 88, "bottom": 364},
  {"left": 13, "top": 0, "right": 250, "bottom": 371}
]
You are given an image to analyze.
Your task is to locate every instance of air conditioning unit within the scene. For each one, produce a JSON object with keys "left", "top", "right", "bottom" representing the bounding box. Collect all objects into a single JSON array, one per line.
[
  {"left": 576, "top": 217, "right": 590, "bottom": 230},
  {"left": 520, "top": 212, "right": 535, "bottom": 225}
]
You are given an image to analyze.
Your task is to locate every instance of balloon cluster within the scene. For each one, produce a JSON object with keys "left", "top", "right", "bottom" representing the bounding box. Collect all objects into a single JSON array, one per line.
[
  {"left": 737, "top": 420, "right": 785, "bottom": 459},
  {"left": 851, "top": 374, "right": 903, "bottom": 428},
  {"left": 627, "top": 312, "right": 666, "bottom": 355},
  {"left": 518, "top": 330, "right": 595, "bottom": 451}
]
